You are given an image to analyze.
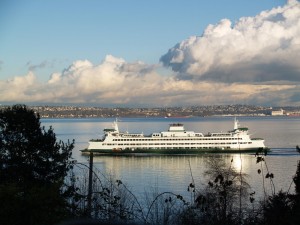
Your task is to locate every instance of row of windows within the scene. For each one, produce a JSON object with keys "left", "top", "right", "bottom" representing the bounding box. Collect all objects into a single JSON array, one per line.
[
  {"left": 118, "top": 147, "right": 232, "bottom": 150},
  {"left": 210, "top": 134, "right": 232, "bottom": 137},
  {"left": 104, "top": 142, "right": 252, "bottom": 146},
  {"left": 112, "top": 138, "right": 243, "bottom": 142}
]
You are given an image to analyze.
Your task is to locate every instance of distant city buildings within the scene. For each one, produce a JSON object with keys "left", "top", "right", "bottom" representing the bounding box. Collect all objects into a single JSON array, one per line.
[
  {"left": 271, "top": 109, "right": 285, "bottom": 116},
  {"left": 0, "top": 104, "right": 299, "bottom": 118}
]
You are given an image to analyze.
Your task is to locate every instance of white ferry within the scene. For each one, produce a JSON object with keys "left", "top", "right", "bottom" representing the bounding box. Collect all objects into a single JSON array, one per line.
[{"left": 82, "top": 118, "right": 267, "bottom": 154}]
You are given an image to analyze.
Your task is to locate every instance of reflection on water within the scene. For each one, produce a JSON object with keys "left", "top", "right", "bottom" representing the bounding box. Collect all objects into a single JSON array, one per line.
[
  {"left": 231, "top": 154, "right": 243, "bottom": 171},
  {"left": 42, "top": 117, "right": 300, "bottom": 200},
  {"left": 79, "top": 153, "right": 299, "bottom": 200}
]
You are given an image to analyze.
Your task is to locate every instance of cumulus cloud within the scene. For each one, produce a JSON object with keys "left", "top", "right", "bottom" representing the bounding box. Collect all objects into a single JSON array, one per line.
[
  {"left": 160, "top": 0, "right": 300, "bottom": 83},
  {"left": 44, "top": 55, "right": 163, "bottom": 103},
  {"left": 0, "top": 55, "right": 173, "bottom": 105},
  {"left": 0, "top": 54, "right": 299, "bottom": 106},
  {"left": 0, "top": 71, "right": 43, "bottom": 101},
  {"left": 1, "top": 1, "right": 300, "bottom": 106}
]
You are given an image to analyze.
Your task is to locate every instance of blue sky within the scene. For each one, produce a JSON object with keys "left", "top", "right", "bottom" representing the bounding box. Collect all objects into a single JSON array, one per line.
[{"left": 1, "top": 0, "right": 299, "bottom": 106}]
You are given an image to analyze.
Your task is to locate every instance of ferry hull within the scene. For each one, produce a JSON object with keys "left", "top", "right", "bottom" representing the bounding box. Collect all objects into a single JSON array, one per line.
[{"left": 81, "top": 147, "right": 269, "bottom": 155}]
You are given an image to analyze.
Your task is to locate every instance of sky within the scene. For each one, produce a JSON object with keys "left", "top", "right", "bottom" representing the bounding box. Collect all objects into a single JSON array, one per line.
[{"left": 1, "top": 0, "right": 299, "bottom": 107}]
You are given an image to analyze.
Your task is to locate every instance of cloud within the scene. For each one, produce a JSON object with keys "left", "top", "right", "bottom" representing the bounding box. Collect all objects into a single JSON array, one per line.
[
  {"left": 26, "top": 60, "right": 56, "bottom": 71},
  {"left": 0, "top": 71, "right": 43, "bottom": 101},
  {"left": 160, "top": 0, "right": 300, "bottom": 83},
  {"left": 1, "top": 1, "right": 300, "bottom": 107},
  {"left": 45, "top": 55, "right": 163, "bottom": 103},
  {"left": 0, "top": 55, "right": 299, "bottom": 106},
  {"left": 0, "top": 55, "right": 171, "bottom": 105}
]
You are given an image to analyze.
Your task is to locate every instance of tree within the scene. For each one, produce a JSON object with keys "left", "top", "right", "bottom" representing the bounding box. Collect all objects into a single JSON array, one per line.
[
  {"left": 294, "top": 159, "right": 300, "bottom": 195},
  {"left": 263, "top": 191, "right": 294, "bottom": 225},
  {"left": 261, "top": 152, "right": 300, "bottom": 225},
  {"left": 291, "top": 158, "right": 300, "bottom": 224},
  {"left": 180, "top": 157, "right": 250, "bottom": 225},
  {"left": 0, "top": 105, "right": 75, "bottom": 225}
]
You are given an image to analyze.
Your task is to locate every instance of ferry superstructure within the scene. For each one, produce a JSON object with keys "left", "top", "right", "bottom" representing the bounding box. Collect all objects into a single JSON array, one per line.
[{"left": 83, "top": 118, "right": 267, "bottom": 154}]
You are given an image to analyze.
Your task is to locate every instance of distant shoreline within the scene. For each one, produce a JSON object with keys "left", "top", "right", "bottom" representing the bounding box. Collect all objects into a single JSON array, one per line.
[{"left": 1, "top": 104, "right": 299, "bottom": 119}]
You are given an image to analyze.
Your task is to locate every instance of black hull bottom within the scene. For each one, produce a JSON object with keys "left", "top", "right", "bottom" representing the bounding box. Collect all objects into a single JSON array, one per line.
[{"left": 81, "top": 147, "right": 269, "bottom": 155}]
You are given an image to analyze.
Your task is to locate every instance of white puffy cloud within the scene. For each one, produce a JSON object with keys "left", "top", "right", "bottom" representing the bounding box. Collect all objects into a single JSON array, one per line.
[
  {"left": 0, "top": 71, "right": 42, "bottom": 101},
  {"left": 1, "top": 1, "right": 300, "bottom": 106},
  {"left": 0, "top": 57, "right": 299, "bottom": 106},
  {"left": 44, "top": 55, "right": 163, "bottom": 103},
  {"left": 1, "top": 55, "right": 173, "bottom": 105},
  {"left": 160, "top": 0, "right": 300, "bottom": 83}
]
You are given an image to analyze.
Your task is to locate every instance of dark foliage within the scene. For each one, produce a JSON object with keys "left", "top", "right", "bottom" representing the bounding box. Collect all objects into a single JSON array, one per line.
[
  {"left": 294, "top": 159, "right": 300, "bottom": 195},
  {"left": 179, "top": 157, "right": 250, "bottom": 225},
  {"left": 263, "top": 191, "right": 294, "bottom": 225},
  {"left": 0, "top": 105, "right": 75, "bottom": 225},
  {"left": 261, "top": 149, "right": 300, "bottom": 225}
]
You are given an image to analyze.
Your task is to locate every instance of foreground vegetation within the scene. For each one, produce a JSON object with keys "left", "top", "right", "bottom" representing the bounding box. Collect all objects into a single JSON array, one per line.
[{"left": 0, "top": 105, "right": 299, "bottom": 225}]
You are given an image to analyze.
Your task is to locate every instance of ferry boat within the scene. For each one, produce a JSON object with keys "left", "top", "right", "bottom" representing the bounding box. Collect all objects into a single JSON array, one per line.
[{"left": 82, "top": 118, "right": 267, "bottom": 154}]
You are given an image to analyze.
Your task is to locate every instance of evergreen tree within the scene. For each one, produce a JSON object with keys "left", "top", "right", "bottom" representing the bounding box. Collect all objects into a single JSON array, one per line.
[{"left": 0, "top": 105, "right": 75, "bottom": 225}]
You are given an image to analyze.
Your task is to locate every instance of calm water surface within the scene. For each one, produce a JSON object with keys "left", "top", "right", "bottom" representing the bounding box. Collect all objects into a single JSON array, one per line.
[{"left": 42, "top": 116, "right": 300, "bottom": 200}]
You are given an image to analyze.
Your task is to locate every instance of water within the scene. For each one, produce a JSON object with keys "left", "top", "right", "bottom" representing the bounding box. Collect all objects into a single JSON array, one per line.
[{"left": 42, "top": 116, "right": 300, "bottom": 200}]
